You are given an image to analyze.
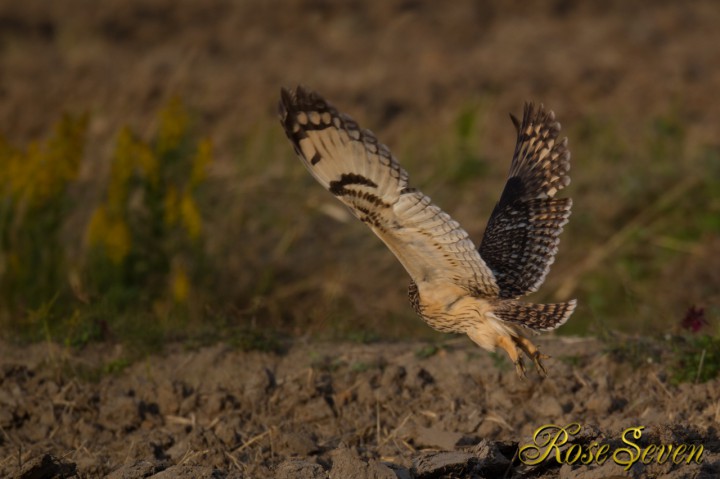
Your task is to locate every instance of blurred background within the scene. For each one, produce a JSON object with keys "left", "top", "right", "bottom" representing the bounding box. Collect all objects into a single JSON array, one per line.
[{"left": 1, "top": 0, "right": 718, "bottom": 351}]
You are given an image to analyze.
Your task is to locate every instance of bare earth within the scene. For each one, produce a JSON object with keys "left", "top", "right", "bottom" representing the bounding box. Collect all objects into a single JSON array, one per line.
[{"left": 1, "top": 337, "right": 719, "bottom": 478}]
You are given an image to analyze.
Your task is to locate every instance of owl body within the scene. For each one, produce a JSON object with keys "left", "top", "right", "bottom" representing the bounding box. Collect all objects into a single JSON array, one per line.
[{"left": 279, "top": 86, "right": 576, "bottom": 377}]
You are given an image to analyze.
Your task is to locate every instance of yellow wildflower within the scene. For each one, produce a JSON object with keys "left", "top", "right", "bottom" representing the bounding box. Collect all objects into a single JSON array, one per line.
[
  {"left": 190, "top": 139, "right": 212, "bottom": 187},
  {"left": 86, "top": 205, "right": 131, "bottom": 264},
  {"left": 136, "top": 142, "right": 158, "bottom": 184},
  {"left": 170, "top": 262, "right": 190, "bottom": 303},
  {"left": 47, "top": 113, "right": 88, "bottom": 184},
  {"left": 1, "top": 114, "right": 86, "bottom": 206},
  {"left": 180, "top": 190, "right": 202, "bottom": 239},
  {"left": 157, "top": 96, "right": 189, "bottom": 155},
  {"left": 104, "top": 217, "right": 131, "bottom": 264},
  {"left": 108, "top": 128, "right": 137, "bottom": 211}
]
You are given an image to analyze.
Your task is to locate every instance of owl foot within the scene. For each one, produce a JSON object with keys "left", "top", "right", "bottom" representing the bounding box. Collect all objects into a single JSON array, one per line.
[
  {"left": 495, "top": 334, "right": 551, "bottom": 378},
  {"left": 514, "top": 335, "right": 550, "bottom": 377}
]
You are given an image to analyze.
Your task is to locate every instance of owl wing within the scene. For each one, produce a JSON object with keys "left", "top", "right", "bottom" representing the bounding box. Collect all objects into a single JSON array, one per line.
[
  {"left": 279, "top": 86, "right": 499, "bottom": 297},
  {"left": 479, "top": 103, "right": 572, "bottom": 299}
]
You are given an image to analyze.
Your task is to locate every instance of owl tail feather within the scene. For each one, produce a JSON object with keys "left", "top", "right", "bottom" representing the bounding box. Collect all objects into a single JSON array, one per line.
[{"left": 493, "top": 299, "right": 576, "bottom": 332}]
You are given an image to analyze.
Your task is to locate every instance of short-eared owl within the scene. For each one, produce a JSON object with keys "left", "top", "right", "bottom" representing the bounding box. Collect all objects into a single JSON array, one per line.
[{"left": 279, "top": 86, "right": 575, "bottom": 377}]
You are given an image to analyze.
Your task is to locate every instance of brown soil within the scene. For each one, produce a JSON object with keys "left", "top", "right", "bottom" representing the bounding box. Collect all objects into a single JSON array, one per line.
[{"left": 1, "top": 337, "right": 719, "bottom": 478}]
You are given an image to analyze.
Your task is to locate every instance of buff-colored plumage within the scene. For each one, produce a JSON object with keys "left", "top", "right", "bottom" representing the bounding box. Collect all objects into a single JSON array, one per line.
[{"left": 279, "top": 86, "right": 576, "bottom": 377}]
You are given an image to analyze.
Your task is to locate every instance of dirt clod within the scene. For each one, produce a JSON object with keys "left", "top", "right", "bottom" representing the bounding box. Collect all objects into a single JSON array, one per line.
[
  {"left": 276, "top": 459, "right": 327, "bottom": 479},
  {"left": 329, "top": 447, "right": 396, "bottom": 479},
  {"left": 18, "top": 454, "right": 76, "bottom": 479},
  {"left": 105, "top": 460, "right": 169, "bottom": 479}
]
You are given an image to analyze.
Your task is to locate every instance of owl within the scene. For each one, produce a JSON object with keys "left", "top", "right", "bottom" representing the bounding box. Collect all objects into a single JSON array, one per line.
[{"left": 279, "top": 86, "right": 575, "bottom": 377}]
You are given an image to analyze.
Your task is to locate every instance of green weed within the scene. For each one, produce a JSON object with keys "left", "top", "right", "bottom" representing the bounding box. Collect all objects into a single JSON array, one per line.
[
  {"left": 558, "top": 355, "right": 583, "bottom": 367},
  {"left": 227, "top": 327, "right": 283, "bottom": 353},
  {"left": 447, "top": 105, "right": 490, "bottom": 183},
  {"left": 0, "top": 114, "right": 87, "bottom": 325},
  {"left": 311, "top": 356, "right": 346, "bottom": 373},
  {"left": 415, "top": 344, "right": 440, "bottom": 359},
  {"left": 345, "top": 329, "right": 381, "bottom": 344},
  {"left": 103, "top": 358, "right": 131, "bottom": 375},
  {"left": 603, "top": 335, "right": 662, "bottom": 369},
  {"left": 488, "top": 351, "right": 510, "bottom": 372},
  {"left": 85, "top": 96, "right": 212, "bottom": 316},
  {"left": 669, "top": 335, "right": 720, "bottom": 384},
  {"left": 350, "top": 361, "right": 372, "bottom": 373}
]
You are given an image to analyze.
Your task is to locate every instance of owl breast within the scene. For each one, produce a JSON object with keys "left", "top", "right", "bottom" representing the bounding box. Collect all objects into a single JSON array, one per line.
[{"left": 408, "top": 280, "right": 494, "bottom": 334}]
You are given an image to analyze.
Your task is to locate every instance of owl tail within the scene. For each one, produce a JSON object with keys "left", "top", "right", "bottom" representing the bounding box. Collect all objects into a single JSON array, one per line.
[{"left": 493, "top": 299, "right": 577, "bottom": 332}]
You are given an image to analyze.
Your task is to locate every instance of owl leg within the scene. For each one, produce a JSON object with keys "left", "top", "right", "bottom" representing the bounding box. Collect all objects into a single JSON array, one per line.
[
  {"left": 513, "top": 335, "right": 550, "bottom": 377},
  {"left": 496, "top": 335, "right": 526, "bottom": 377}
]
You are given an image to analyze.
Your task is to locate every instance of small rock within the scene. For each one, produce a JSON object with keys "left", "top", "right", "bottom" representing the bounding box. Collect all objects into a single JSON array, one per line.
[
  {"left": 355, "top": 379, "right": 377, "bottom": 405},
  {"left": 585, "top": 395, "right": 611, "bottom": 414},
  {"left": 106, "top": 460, "right": 168, "bottom": 479},
  {"left": 476, "top": 419, "right": 501, "bottom": 438},
  {"left": 213, "top": 415, "right": 243, "bottom": 448},
  {"left": 329, "top": 447, "right": 396, "bottom": 479},
  {"left": 532, "top": 395, "right": 564, "bottom": 418},
  {"left": 470, "top": 439, "right": 514, "bottom": 477},
  {"left": 275, "top": 459, "right": 327, "bottom": 479},
  {"left": 404, "top": 366, "right": 434, "bottom": 390},
  {"left": 277, "top": 431, "right": 319, "bottom": 456},
  {"left": 297, "top": 397, "right": 334, "bottom": 423},
  {"left": 166, "top": 428, "right": 226, "bottom": 466},
  {"left": 559, "top": 459, "right": 644, "bottom": 479},
  {"left": 149, "top": 464, "right": 227, "bottom": 478},
  {"left": 413, "top": 426, "right": 463, "bottom": 450},
  {"left": 472, "top": 439, "right": 508, "bottom": 462},
  {"left": 411, "top": 451, "right": 475, "bottom": 478},
  {"left": 155, "top": 379, "right": 180, "bottom": 416},
  {"left": 383, "top": 462, "right": 412, "bottom": 479},
  {"left": 98, "top": 395, "right": 139, "bottom": 432},
  {"left": 379, "top": 365, "right": 406, "bottom": 390},
  {"left": 247, "top": 367, "right": 276, "bottom": 404},
  {"left": 18, "top": 453, "right": 77, "bottom": 479}
]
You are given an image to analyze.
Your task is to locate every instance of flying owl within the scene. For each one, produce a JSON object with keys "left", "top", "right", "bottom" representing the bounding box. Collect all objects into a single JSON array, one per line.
[{"left": 278, "top": 86, "right": 575, "bottom": 377}]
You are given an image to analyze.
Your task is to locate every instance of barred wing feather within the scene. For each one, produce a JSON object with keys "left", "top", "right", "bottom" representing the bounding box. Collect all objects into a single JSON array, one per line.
[
  {"left": 479, "top": 103, "right": 572, "bottom": 298},
  {"left": 279, "top": 86, "right": 499, "bottom": 296}
]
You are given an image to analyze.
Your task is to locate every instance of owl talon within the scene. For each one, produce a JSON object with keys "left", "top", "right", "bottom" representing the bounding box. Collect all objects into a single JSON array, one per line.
[
  {"left": 514, "top": 358, "right": 527, "bottom": 378},
  {"left": 512, "top": 335, "right": 552, "bottom": 378},
  {"left": 533, "top": 352, "right": 549, "bottom": 377}
]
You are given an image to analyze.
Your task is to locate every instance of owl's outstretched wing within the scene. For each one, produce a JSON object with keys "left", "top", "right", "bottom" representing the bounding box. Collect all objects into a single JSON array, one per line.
[
  {"left": 479, "top": 103, "right": 572, "bottom": 299},
  {"left": 279, "top": 86, "right": 498, "bottom": 296}
]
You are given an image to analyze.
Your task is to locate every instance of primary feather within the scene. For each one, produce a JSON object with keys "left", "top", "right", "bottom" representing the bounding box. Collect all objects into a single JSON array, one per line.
[{"left": 480, "top": 103, "right": 573, "bottom": 298}]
